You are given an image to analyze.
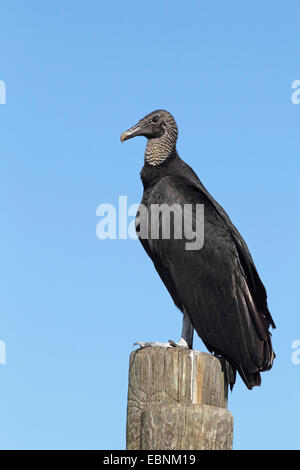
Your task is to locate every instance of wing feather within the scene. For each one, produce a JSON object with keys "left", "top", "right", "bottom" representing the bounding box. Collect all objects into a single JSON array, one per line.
[{"left": 137, "top": 175, "right": 275, "bottom": 388}]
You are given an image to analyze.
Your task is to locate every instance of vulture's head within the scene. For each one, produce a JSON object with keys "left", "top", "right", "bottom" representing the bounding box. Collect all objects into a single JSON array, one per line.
[{"left": 120, "top": 110, "right": 178, "bottom": 166}]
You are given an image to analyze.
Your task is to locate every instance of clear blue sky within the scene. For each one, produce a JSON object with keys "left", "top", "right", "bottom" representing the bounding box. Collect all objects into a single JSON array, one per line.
[{"left": 0, "top": 1, "right": 299, "bottom": 450}]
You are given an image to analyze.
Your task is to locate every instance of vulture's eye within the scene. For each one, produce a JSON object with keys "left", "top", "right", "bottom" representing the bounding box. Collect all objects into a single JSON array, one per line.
[{"left": 151, "top": 115, "right": 159, "bottom": 124}]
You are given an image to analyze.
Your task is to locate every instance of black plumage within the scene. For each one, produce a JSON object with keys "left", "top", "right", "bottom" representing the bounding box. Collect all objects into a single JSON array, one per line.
[{"left": 121, "top": 109, "right": 276, "bottom": 390}]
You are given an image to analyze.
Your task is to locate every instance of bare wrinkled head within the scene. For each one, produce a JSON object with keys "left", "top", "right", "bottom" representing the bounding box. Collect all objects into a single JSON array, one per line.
[
  {"left": 120, "top": 110, "right": 178, "bottom": 166},
  {"left": 120, "top": 110, "right": 178, "bottom": 144}
]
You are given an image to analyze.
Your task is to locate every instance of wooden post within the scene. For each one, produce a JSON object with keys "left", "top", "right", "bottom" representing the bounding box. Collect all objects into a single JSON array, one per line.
[{"left": 126, "top": 347, "right": 233, "bottom": 450}]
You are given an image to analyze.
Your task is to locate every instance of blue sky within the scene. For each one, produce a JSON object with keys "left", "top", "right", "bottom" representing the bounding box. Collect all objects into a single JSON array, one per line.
[{"left": 0, "top": 1, "right": 299, "bottom": 450}]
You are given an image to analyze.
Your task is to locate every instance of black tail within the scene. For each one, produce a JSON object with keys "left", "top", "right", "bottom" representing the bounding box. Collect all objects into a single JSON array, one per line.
[{"left": 237, "top": 367, "right": 262, "bottom": 390}]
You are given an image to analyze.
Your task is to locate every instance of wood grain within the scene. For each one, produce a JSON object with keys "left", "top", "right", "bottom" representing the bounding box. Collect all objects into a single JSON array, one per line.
[{"left": 126, "top": 348, "right": 233, "bottom": 450}]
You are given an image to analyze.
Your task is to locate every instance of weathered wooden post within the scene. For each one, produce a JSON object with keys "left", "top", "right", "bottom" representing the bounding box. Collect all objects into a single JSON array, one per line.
[{"left": 126, "top": 347, "right": 233, "bottom": 450}]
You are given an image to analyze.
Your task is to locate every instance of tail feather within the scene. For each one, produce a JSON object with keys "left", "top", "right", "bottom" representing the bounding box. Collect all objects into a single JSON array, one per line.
[{"left": 237, "top": 367, "right": 261, "bottom": 390}]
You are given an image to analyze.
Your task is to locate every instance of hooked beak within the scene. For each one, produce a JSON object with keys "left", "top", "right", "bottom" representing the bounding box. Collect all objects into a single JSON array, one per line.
[{"left": 120, "top": 123, "right": 144, "bottom": 143}]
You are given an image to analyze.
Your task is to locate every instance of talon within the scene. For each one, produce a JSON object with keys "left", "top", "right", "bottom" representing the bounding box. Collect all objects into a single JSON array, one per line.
[
  {"left": 168, "top": 338, "right": 189, "bottom": 349},
  {"left": 132, "top": 341, "right": 173, "bottom": 349},
  {"left": 133, "top": 342, "right": 151, "bottom": 348}
]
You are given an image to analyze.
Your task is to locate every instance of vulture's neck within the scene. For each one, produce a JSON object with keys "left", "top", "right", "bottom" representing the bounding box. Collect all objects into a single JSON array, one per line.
[
  {"left": 145, "top": 132, "right": 176, "bottom": 166},
  {"left": 141, "top": 148, "right": 199, "bottom": 192}
]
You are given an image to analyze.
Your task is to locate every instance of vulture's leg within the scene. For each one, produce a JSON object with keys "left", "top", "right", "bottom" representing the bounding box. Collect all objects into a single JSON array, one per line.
[
  {"left": 134, "top": 310, "right": 194, "bottom": 350},
  {"left": 169, "top": 310, "right": 194, "bottom": 349}
]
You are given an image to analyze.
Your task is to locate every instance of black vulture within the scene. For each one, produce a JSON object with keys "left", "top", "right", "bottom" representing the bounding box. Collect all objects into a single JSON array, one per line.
[{"left": 120, "top": 109, "right": 275, "bottom": 390}]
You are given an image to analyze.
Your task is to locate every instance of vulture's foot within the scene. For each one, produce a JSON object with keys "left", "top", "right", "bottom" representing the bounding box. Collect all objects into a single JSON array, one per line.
[
  {"left": 133, "top": 341, "right": 172, "bottom": 348},
  {"left": 168, "top": 338, "right": 189, "bottom": 348},
  {"left": 133, "top": 339, "right": 188, "bottom": 349}
]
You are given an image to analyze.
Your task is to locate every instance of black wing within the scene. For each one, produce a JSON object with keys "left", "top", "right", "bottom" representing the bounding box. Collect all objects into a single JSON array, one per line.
[{"left": 137, "top": 175, "right": 275, "bottom": 389}]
